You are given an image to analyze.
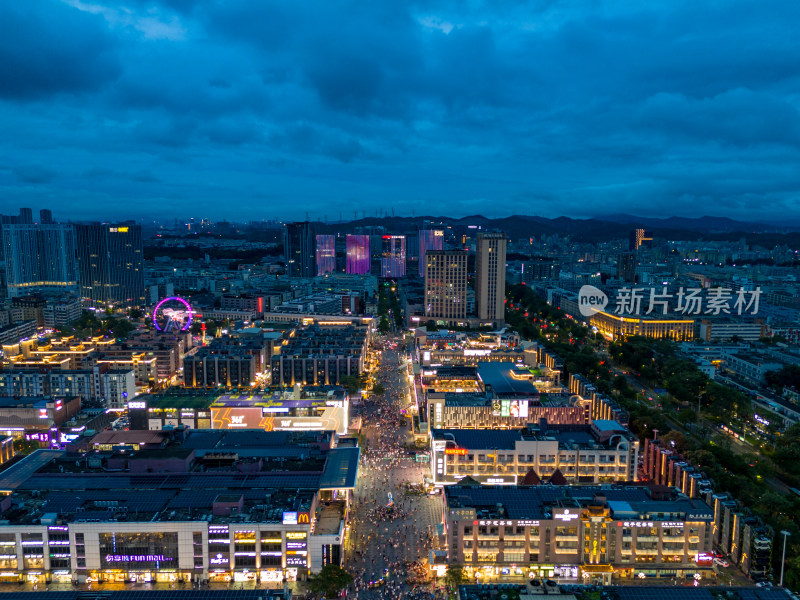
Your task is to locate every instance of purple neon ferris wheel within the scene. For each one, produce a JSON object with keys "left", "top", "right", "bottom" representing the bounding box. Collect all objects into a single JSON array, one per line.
[{"left": 152, "top": 296, "right": 193, "bottom": 332}]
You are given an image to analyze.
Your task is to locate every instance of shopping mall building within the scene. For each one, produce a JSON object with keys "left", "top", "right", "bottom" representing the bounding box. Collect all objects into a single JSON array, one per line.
[
  {"left": 0, "top": 430, "right": 358, "bottom": 585},
  {"left": 444, "top": 482, "right": 715, "bottom": 584}
]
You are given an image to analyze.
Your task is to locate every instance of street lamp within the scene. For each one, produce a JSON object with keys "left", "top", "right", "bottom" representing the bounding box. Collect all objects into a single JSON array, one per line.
[{"left": 779, "top": 530, "right": 791, "bottom": 587}]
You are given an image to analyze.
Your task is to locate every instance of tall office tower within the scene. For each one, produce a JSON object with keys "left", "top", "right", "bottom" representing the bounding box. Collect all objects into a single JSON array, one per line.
[
  {"left": 381, "top": 235, "right": 406, "bottom": 278},
  {"left": 346, "top": 234, "right": 370, "bottom": 274},
  {"left": 629, "top": 228, "right": 653, "bottom": 251},
  {"left": 39, "top": 209, "right": 53, "bottom": 224},
  {"left": 475, "top": 232, "right": 507, "bottom": 323},
  {"left": 425, "top": 250, "right": 467, "bottom": 319},
  {"left": 75, "top": 223, "right": 146, "bottom": 307},
  {"left": 315, "top": 234, "right": 336, "bottom": 276},
  {"left": 18, "top": 208, "right": 33, "bottom": 225},
  {"left": 284, "top": 222, "right": 315, "bottom": 277},
  {"left": 419, "top": 229, "right": 444, "bottom": 277},
  {"left": 617, "top": 251, "right": 637, "bottom": 282},
  {"left": 2, "top": 223, "right": 78, "bottom": 297}
]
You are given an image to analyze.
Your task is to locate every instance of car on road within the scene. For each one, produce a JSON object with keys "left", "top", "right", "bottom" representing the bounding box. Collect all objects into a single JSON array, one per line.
[{"left": 714, "top": 558, "right": 730, "bottom": 568}]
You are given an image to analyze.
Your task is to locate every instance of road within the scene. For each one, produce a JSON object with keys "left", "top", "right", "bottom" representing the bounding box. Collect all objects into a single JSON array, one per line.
[{"left": 344, "top": 342, "right": 444, "bottom": 599}]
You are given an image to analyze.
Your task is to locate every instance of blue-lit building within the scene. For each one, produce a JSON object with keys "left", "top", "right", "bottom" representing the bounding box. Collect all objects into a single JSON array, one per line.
[
  {"left": 380, "top": 235, "right": 406, "bottom": 278},
  {"left": 419, "top": 229, "right": 444, "bottom": 277},
  {"left": 345, "top": 234, "right": 370, "bottom": 275},
  {"left": 315, "top": 234, "right": 336, "bottom": 276}
]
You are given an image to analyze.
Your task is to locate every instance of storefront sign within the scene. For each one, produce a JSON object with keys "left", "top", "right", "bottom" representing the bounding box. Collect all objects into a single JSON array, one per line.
[
  {"left": 754, "top": 414, "right": 770, "bottom": 426},
  {"left": 616, "top": 520, "right": 678, "bottom": 528},
  {"left": 282, "top": 512, "right": 310, "bottom": 525},
  {"left": 555, "top": 510, "right": 580, "bottom": 522},
  {"left": 105, "top": 554, "right": 173, "bottom": 563},
  {"left": 444, "top": 448, "right": 467, "bottom": 455},
  {"left": 286, "top": 532, "right": 307, "bottom": 539},
  {"left": 286, "top": 556, "right": 306, "bottom": 567},
  {"left": 554, "top": 566, "right": 578, "bottom": 578},
  {"left": 695, "top": 553, "right": 713, "bottom": 565}
]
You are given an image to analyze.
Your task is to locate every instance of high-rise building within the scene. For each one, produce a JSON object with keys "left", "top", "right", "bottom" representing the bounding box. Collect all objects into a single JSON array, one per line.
[
  {"left": 425, "top": 250, "right": 467, "bottom": 320},
  {"left": 418, "top": 229, "right": 444, "bottom": 277},
  {"left": 381, "top": 235, "right": 406, "bottom": 278},
  {"left": 315, "top": 234, "right": 336, "bottom": 276},
  {"left": 39, "top": 209, "right": 53, "bottom": 224},
  {"left": 629, "top": 228, "right": 653, "bottom": 251},
  {"left": 617, "top": 251, "right": 637, "bottom": 282},
  {"left": 1, "top": 208, "right": 36, "bottom": 225},
  {"left": 475, "top": 232, "right": 507, "bottom": 324},
  {"left": 346, "top": 234, "right": 370, "bottom": 275},
  {"left": 18, "top": 208, "right": 33, "bottom": 225},
  {"left": 1, "top": 223, "right": 79, "bottom": 298},
  {"left": 284, "top": 222, "right": 315, "bottom": 278},
  {"left": 75, "top": 223, "right": 146, "bottom": 307}
]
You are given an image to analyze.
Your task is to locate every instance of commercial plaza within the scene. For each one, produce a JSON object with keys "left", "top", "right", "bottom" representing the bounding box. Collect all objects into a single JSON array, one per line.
[{"left": 0, "top": 430, "right": 358, "bottom": 585}]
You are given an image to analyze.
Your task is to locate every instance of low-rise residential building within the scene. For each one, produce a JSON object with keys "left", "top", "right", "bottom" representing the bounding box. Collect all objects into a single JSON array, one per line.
[
  {"left": 0, "top": 366, "right": 137, "bottom": 409},
  {"left": 722, "top": 352, "right": 783, "bottom": 385},
  {"left": 270, "top": 323, "right": 369, "bottom": 387}
]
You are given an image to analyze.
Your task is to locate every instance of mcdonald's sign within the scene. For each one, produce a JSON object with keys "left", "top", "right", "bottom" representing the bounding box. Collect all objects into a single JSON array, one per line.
[{"left": 282, "top": 511, "right": 311, "bottom": 525}]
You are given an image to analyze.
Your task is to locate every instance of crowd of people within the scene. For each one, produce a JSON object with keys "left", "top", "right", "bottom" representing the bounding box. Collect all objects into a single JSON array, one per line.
[{"left": 343, "top": 343, "right": 446, "bottom": 599}]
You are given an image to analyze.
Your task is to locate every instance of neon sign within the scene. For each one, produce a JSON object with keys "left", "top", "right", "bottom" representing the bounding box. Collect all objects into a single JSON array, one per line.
[
  {"left": 445, "top": 448, "right": 467, "bottom": 455},
  {"left": 105, "top": 554, "right": 173, "bottom": 563}
]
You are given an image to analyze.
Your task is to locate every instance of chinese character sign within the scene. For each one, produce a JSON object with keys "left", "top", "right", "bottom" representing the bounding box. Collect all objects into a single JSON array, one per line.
[{"left": 582, "top": 285, "right": 763, "bottom": 317}]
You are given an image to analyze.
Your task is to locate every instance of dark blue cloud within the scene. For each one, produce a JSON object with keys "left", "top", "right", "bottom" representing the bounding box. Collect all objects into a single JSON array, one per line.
[
  {"left": 0, "top": 0, "right": 799, "bottom": 222},
  {"left": 0, "top": 2, "right": 120, "bottom": 99}
]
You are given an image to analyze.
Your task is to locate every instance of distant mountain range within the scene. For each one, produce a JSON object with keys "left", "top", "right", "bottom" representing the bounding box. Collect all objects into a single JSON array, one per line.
[
  {"left": 316, "top": 214, "right": 800, "bottom": 244},
  {"left": 592, "top": 214, "right": 800, "bottom": 233}
]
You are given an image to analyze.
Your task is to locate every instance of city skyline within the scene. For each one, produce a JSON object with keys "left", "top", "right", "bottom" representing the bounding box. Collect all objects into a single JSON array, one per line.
[{"left": 2, "top": 1, "right": 800, "bottom": 223}]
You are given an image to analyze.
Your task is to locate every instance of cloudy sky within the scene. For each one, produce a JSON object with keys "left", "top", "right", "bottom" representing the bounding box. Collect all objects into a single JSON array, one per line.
[{"left": 1, "top": 0, "right": 799, "bottom": 223}]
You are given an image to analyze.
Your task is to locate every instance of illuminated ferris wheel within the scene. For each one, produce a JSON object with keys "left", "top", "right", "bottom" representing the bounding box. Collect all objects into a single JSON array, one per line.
[{"left": 152, "top": 296, "right": 193, "bottom": 332}]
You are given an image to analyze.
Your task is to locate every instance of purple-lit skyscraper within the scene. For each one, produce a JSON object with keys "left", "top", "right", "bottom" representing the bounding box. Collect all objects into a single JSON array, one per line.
[
  {"left": 346, "top": 234, "right": 371, "bottom": 275},
  {"left": 381, "top": 235, "right": 406, "bottom": 278},
  {"left": 316, "top": 235, "right": 336, "bottom": 276},
  {"left": 418, "top": 229, "right": 444, "bottom": 277}
]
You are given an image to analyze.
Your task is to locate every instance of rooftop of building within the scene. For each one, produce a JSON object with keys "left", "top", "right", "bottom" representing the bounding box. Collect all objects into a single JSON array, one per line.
[
  {"left": 445, "top": 483, "right": 713, "bottom": 521},
  {"left": 181, "top": 429, "right": 334, "bottom": 453},
  {"left": 477, "top": 362, "right": 540, "bottom": 396},
  {"left": 84, "top": 430, "right": 170, "bottom": 447},
  {"left": 140, "top": 387, "right": 348, "bottom": 410},
  {"left": 432, "top": 420, "right": 631, "bottom": 450},
  {"left": 0, "top": 439, "right": 359, "bottom": 525},
  {"left": 0, "top": 395, "right": 71, "bottom": 408}
]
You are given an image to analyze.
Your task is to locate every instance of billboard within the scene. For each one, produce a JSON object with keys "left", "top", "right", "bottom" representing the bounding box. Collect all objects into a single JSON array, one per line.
[
  {"left": 211, "top": 405, "right": 347, "bottom": 434},
  {"left": 498, "top": 400, "right": 529, "bottom": 418},
  {"left": 211, "top": 407, "right": 266, "bottom": 429}
]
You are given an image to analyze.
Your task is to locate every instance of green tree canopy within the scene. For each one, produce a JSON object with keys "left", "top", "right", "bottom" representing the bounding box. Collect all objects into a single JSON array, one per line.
[{"left": 307, "top": 564, "right": 353, "bottom": 599}]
